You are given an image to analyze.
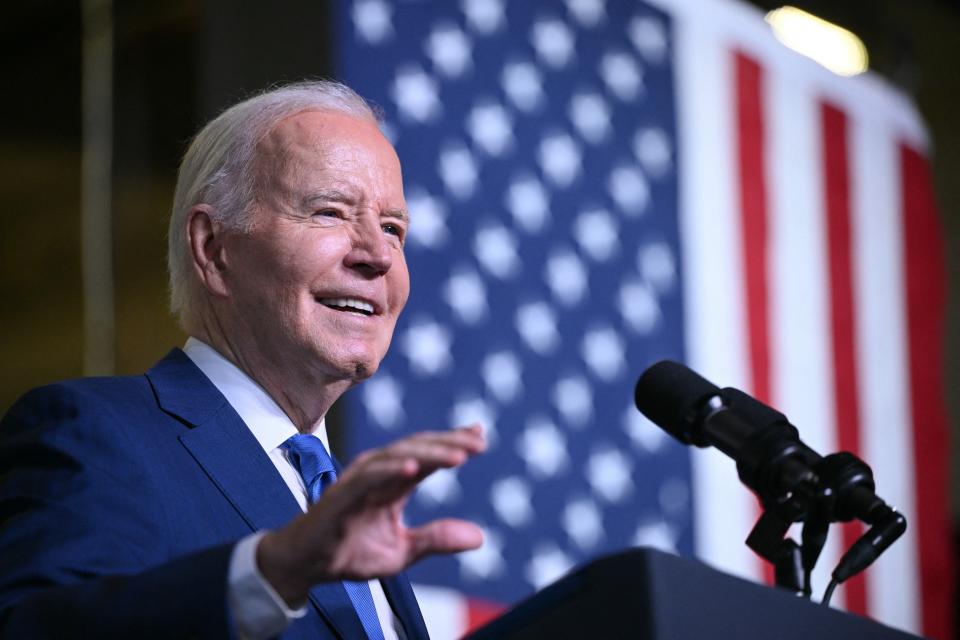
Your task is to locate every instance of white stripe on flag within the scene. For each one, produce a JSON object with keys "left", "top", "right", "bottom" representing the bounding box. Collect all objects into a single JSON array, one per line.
[
  {"left": 765, "top": 52, "right": 845, "bottom": 605},
  {"left": 848, "top": 103, "right": 920, "bottom": 631},
  {"left": 412, "top": 583, "right": 468, "bottom": 639},
  {"left": 673, "top": 2, "right": 757, "bottom": 582}
]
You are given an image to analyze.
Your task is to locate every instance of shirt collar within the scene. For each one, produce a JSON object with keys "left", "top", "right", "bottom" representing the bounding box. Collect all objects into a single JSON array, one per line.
[{"left": 182, "top": 337, "right": 330, "bottom": 454}]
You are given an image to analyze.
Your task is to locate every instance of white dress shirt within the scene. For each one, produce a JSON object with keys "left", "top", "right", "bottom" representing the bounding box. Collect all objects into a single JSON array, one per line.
[{"left": 183, "top": 338, "right": 405, "bottom": 640}]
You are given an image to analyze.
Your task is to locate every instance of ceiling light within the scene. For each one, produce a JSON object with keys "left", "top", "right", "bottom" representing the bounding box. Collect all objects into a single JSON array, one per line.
[{"left": 765, "top": 6, "right": 869, "bottom": 76}]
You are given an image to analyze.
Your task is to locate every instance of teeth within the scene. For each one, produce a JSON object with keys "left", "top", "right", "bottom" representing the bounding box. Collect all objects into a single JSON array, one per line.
[{"left": 320, "top": 297, "right": 374, "bottom": 314}]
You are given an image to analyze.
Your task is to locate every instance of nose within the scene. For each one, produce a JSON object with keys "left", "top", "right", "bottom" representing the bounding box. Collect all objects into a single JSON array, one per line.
[{"left": 344, "top": 217, "right": 393, "bottom": 276}]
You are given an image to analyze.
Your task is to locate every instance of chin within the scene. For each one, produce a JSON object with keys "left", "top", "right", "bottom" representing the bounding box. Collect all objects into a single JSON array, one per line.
[
  {"left": 351, "top": 361, "right": 376, "bottom": 380},
  {"left": 333, "top": 350, "right": 382, "bottom": 382}
]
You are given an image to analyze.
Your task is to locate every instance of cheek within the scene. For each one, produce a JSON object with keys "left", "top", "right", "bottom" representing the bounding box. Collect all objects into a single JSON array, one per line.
[
  {"left": 276, "top": 236, "right": 342, "bottom": 287},
  {"left": 391, "top": 259, "right": 411, "bottom": 309}
]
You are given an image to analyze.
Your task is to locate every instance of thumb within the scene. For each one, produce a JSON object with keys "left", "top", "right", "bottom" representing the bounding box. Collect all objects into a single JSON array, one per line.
[{"left": 407, "top": 519, "right": 484, "bottom": 563}]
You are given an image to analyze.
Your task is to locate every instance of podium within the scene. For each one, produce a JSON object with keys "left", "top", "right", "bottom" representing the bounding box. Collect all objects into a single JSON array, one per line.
[{"left": 465, "top": 548, "right": 920, "bottom": 639}]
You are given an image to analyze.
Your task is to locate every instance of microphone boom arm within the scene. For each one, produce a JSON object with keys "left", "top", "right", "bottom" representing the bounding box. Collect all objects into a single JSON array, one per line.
[{"left": 635, "top": 360, "right": 908, "bottom": 598}]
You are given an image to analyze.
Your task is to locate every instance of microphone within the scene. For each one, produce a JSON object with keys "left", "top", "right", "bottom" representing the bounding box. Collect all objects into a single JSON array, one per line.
[
  {"left": 634, "top": 360, "right": 820, "bottom": 511},
  {"left": 635, "top": 360, "right": 906, "bottom": 587}
]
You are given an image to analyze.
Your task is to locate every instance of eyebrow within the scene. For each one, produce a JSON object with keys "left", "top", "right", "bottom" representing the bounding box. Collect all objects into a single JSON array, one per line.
[
  {"left": 382, "top": 208, "right": 409, "bottom": 223},
  {"left": 302, "top": 189, "right": 355, "bottom": 208},
  {"left": 302, "top": 190, "right": 409, "bottom": 222}
]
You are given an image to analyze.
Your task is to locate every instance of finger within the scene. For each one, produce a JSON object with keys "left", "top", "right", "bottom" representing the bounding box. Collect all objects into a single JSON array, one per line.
[
  {"left": 373, "top": 440, "right": 471, "bottom": 471},
  {"left": 361, "top": 431, "right": 485, "bottom": 472},
  {"left": 407, "top": 519, "right": 484, "bottom": 562},
  {"left": 336, "top": 428, "right": 487, "bottom": 504},
  {"left": 453, "top": 422, "right": 485, "bottom": 437},
  {"left": 393, "top": 426, "right": 487, "bottom": 453},
  {"left": 328, "top": 456, "right": 421, "bottom": 506}
]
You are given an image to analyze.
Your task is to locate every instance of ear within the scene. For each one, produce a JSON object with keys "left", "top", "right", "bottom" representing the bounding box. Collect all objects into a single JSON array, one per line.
[{"left": 186, "top": 205, "right": 231, "bottom": 298}]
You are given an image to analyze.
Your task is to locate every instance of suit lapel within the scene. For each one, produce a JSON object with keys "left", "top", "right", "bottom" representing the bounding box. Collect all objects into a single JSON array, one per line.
[
  {"left": 147, "top": 349, "right": 368, "bottom": 639},
  {"left": 148, "top": 349, "right": 303, "bottom": 532},
  {"left": 382, "top": 574, "right": 430, "bottom": 640}
]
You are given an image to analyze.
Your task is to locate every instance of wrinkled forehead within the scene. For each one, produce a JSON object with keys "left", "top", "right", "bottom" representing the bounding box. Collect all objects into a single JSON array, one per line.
[
  {"left": 255, "top": 111, "right": 402, "bottom": 202},
  {"left": 255, "top": 109, "right": 397, "bottom": 179}
]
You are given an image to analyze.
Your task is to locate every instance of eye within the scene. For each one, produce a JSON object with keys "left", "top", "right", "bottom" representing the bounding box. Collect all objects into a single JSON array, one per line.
[
  {"left": 382, "top": 223, "right": 406, "bottom": 243},
  {"left": 313, "top": 208, "right": 341, "bottom": 218}
]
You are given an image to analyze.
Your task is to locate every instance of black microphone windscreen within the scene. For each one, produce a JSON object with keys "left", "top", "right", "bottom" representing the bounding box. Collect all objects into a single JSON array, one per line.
[{"left": 635, "top": 360, "right": 720, "bottom": 445}]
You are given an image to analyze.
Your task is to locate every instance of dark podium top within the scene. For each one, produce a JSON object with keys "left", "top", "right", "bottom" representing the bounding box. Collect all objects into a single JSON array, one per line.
[{"left": 466, "top": 547, "right": 921, "bottom": 640}]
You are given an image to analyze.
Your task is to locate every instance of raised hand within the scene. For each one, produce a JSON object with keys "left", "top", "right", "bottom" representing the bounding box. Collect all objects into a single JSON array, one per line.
[{"left": 257, "top": 424, "right": 486, "bottom": 606}]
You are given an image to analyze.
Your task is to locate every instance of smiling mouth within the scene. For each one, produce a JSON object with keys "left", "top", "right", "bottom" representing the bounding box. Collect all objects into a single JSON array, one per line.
[{"left": 318, "top": 297, "right": 375, "bottom": 316}]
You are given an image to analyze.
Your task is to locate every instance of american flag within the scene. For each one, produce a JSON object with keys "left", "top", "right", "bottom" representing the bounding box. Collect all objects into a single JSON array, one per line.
[{"left": 334, "top": 0, "right": 952, "bottom": 638}]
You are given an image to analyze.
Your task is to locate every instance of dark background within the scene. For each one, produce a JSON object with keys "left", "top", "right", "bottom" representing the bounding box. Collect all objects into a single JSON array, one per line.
[{"left": 1, "top": 0, "right": 957, "bottom": 620}]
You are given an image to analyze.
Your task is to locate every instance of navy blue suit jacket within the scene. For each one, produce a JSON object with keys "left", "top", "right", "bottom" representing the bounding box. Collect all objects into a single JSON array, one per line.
[{"left": 0, "top": 349, "right": 429, "bottom": 639}]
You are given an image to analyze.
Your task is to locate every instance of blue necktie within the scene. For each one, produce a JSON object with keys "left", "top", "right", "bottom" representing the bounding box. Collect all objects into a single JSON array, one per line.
[{"left": 282, "top": 434, "right": 386, "bottom": 640}]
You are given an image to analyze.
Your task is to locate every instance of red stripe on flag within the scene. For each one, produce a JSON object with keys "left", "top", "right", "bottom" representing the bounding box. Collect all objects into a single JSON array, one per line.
[
  {"left": 820, "top": 101, "right": 867, "bottom": 615},
  {"left": 734, "top": 51, "right": 774, "bottom": 584},
  {"left": 900, "top": 144, "right": 954, "bottom": 639},
  {"left": 734, "top": 50, "right": 773, "bottom": 586},
  {"left": 463, "top": 599, "right": 506, "bottom": 637},
  {"left": 734, "top": 52, "right": 772, "bottom": 405}
]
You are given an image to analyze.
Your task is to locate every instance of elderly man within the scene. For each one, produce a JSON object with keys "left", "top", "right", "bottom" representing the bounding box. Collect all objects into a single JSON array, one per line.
[{"left": 0, "top": 81, "right": 485, "bottom": 639}]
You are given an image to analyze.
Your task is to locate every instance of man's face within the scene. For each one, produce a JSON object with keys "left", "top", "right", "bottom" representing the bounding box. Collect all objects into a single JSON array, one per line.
[{"left": 220, "top": 110, "right": 409, "bottom": 382}]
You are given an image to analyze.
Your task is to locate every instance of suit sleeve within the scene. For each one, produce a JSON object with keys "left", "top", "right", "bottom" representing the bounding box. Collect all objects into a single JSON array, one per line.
[{"left": 0, "top": 384, "right": 239, "bottom": 639}]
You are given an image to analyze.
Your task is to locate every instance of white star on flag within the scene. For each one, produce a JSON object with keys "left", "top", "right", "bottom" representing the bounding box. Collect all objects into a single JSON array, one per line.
[
  {"left": 438, "top": 142, "right": 478, "bottom": 199},
  {"left": 608, "top": 163, "right": 650, "bottom": 215},
  {"left": 515, "top": 301, "right": 560, "bottom": 354},
  {"left": 467, "top": 100, "right": 514, "bottom": 156},
  {"left": 481, "top": 351, "right": 523, "bottom": 403},
  {"left": 450, "top": 395, "right": 498, "bottom": 446},
  {"left": 352, "top": 0, "right": 393, "bottom": 44},
  {"left": 600, "top": 50, "right": 644, "bottom": 101},
  {"left": 629, "top": 15, "right": 669, "bottom": 63},
  {"left": 361, "top": 374, "right": 404, "bottom": 430},
  {"left": 552, "top": 375, "right": 593, "bottom": 427},
  {"left": 459, "top": 526, "right": 507, "bottom": 581},
  {"left": 623, "top": 405, "right": 670, "bottom": 453},
  {"left": 474, "top": 224, "right": 520, "bottom": 279},
  {"left": 443, "top": 267, "right": 489, "bottom": 324},
  {"left": 426, "top": 22, "right": 473, "bottom": 78},
  {"left": 634, "top": 127, "right": 673, "bottom": 177},
  {"left": 581, "top": 326, "right": 626, "bottom": 381},
  {"left": 574, "top": 207, "right": 620, "bottom": 261},
  {"left": 531, "top": 18, "right": 576, "bottom": 68},
  {"left": 569, "top": 91, "right": 612, "bottom": 144},
  {"left": 406, "top": 188, "right": 449, "bottom": 249},
  {"left": 562, "top": 498, "right": 605, "bottom": 550},
  {"left": 461, "top": 0, "right": 504, "bottom": 34},
  {"left": 633, "top": 520, "right": 679, "bottom": 554},
  {"left": 401, "top": 320, "right": 453, "bottom": 376},
  {"left": 545, "top": 250, "right": 588, "bottom": 306},
  {"left": 639, "top": 241, "right": 677, "bottom": 292},
  {"left": 501, "top": 60, "right": 544, "bottom": 111},
  {"left": 416, "top": 467, "right": 461, "bottom": 505},
  {"left": 490, "top": 476, "right": 534, "bottom": 527},
  {"left": 391, "top": 65, "right": 441, "bottom": 122},
  {"left": 565, "top": 0, "right": 606, "bottom": 27},
  {"left": 587, "top": 447, "right": 634, "bottom": 502},
  {"left": 516, "top": 416, "right": 569, "bottom": 478},
  {"left": 505, "top": 174, "right": 549, "bottom": 232},
  {"left": 525, "top": 544, "right": 575, "bottom": 589},
  {"left": 618, "top": 278, "right": 660, "bottom": 334},
  {"left": 538, "top": 132, "right": 582, "bottom": 187}
]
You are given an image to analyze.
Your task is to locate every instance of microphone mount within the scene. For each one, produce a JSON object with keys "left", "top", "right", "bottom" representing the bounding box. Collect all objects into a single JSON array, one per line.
[{"left": 635, "top": 360, "right": 907, "bottom": 601}]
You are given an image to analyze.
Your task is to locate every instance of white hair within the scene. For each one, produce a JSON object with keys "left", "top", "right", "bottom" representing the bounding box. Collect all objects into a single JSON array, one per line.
[{"left": 167, "top": 80, "right": 379, "bottom": 325}]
